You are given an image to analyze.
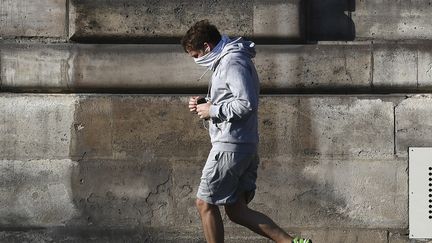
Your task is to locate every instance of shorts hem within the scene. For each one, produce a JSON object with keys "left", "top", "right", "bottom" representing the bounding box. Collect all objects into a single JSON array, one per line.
[{"left": 196, "top": 194, "right": 234, "bottom": 206}]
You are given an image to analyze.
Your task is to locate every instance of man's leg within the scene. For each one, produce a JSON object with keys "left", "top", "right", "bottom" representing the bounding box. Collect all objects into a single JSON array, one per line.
[
  {"left": 224, "top": 194, "right": 292, "bottom": 243},
  {"left": 196, "top": 198, "right": 224, "bottom": 243}
]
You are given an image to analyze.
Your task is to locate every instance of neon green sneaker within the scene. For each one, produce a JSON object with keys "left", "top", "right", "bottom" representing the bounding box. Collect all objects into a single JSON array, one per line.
[{"left": 292, "top": 237, "right": 312, "bottom": 243}]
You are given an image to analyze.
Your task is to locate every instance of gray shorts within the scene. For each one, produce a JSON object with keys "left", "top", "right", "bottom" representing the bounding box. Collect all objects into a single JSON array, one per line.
[{"left": 196, "top": 149, "right": 259, "bottom": 205}]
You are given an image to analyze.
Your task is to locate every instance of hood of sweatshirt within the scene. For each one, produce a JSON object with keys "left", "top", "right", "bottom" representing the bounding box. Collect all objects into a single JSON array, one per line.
[{"left": 211, "top": 37, "right": 256, "bottom": 70}]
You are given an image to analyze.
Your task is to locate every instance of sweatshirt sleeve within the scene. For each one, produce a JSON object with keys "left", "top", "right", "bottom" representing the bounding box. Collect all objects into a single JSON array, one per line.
[{"left": 209, "top": 59, "right": 258, "bottom": 122}]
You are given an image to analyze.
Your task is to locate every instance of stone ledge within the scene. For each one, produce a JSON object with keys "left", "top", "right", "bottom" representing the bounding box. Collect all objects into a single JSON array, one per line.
[{"left": 1, "top": 43, "right": 431, "bottom": 93}]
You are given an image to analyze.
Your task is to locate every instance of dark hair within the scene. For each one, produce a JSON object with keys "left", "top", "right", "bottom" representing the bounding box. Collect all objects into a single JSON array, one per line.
[{"left": 181, "top": 20, "right": 222, "bottom": 53}]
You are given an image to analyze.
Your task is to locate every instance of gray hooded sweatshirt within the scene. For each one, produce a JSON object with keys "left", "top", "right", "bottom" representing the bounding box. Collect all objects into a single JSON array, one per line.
[{"left": 208, "top": 37, "right": 260, "bottom": 153}]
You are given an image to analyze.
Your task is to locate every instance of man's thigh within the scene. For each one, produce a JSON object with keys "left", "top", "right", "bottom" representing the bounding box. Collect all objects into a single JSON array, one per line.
[{"left": 196, "top": 150, "right": 258, "bottom": 205}]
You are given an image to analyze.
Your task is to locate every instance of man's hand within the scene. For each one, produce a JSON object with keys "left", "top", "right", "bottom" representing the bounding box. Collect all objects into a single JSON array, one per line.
[
  {"left": 188, "top": 96, "right": 200, "bottom": 113},
  {"left": 196, "top": 102, "right": 211, "bottom": 120}
]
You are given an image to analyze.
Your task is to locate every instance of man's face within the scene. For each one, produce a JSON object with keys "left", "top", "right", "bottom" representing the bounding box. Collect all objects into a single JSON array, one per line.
[
  {"left": 187, "top": 48, "right": 206, "bottom": 59},
  {"left": 186, "top": 43, "right": 211, "bottom": 58}
]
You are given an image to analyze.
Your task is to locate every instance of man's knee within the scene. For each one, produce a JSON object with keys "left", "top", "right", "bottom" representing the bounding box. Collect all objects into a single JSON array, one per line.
[{"left": 196, "top": 198, "right": 214, "bottom": 213}]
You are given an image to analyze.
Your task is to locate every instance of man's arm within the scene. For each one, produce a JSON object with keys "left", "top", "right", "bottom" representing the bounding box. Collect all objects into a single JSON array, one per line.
[{"left": 209, "top": 60, "right": 258, "bottom": 122}]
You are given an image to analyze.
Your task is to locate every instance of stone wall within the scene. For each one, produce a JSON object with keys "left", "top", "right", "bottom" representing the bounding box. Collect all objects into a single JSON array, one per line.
[{"left": 1, "top": 0, "right": 432, "bottom": 242}]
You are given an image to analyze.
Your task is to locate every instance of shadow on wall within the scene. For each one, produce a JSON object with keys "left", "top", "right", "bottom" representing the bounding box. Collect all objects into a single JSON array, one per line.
[
  {"left": 257, "top": 97, "right": 360, "bottom": 228},
  {"left": 303, "top": 0, "right": 356, "bottom": 42}
]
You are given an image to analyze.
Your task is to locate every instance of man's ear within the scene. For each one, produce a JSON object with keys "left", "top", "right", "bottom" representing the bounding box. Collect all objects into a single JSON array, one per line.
[
  {"left": 203, "top": 42, "right": 211, "bottom": 52},
  {"left": 204, "top": 42, "right": 215, "bottom": 52}
]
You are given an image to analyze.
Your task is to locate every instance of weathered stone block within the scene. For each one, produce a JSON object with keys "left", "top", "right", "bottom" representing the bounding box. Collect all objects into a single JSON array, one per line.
[
  {"left": 373, "top": 45, "right": 417, "bottom": 89},
  {"left": 395, "top": 95, "right": 432, "bottom": 157},
  {"left": 69, "top": 96, "right": 113, "bottom": 160},
  {"left": 0, "top": 159, "right": 78, "bottom": 227},
  {"left": 259, "top": 96, "right": 394, "bottom": 159},
  {"left": 253, "top": 0, "right": 301, "bottom": 39},
  {"left": 69, "top": 159, "right": 174, "bottom": 227},
  {"left": 418, "top": 45, "right": 432, "bottom": 88},
  {"left": 252, "top": 157, "right": 407, "bottom": 229},
  {"left": 69, "top": 0, "right": 254, "bottom": 41},
  {"left": 0, "top": 44, "right": 71, "bottom": 91},
  {"left": 352, "top": 0, "right": 432, "bottom": 40},
  {"left": 69, "top": 44, "right": 206, "bottom": 91},
  {"left": 70, "top": 96, "right": 211, "bottom": 160},
  {"left": 256, "top": 45, "right": 371, "bottom": 90},
  {"left": 0, "top": 0, "right": 66, "bottom": 38},
  {"left": 0, "top": 94, "right": 76, "bottom": 160}
]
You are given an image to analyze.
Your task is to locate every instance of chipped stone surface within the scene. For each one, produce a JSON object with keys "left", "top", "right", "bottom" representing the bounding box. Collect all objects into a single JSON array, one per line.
[
  {"left": 0, "top": 0, "right": 66, "bottom": 38},
  {"left": 395, "top": 95, "right": 432, "bottom": 157}
]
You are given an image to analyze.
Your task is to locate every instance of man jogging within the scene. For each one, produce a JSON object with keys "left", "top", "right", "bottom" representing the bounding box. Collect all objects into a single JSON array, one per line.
[{"left": 182, "top": 20, "right": 312, "bottom": 243}]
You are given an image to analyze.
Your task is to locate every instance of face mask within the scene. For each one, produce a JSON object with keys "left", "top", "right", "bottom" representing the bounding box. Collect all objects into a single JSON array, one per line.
[{"left": 194, "top": 35, "right": 230, "bottom": 68}]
